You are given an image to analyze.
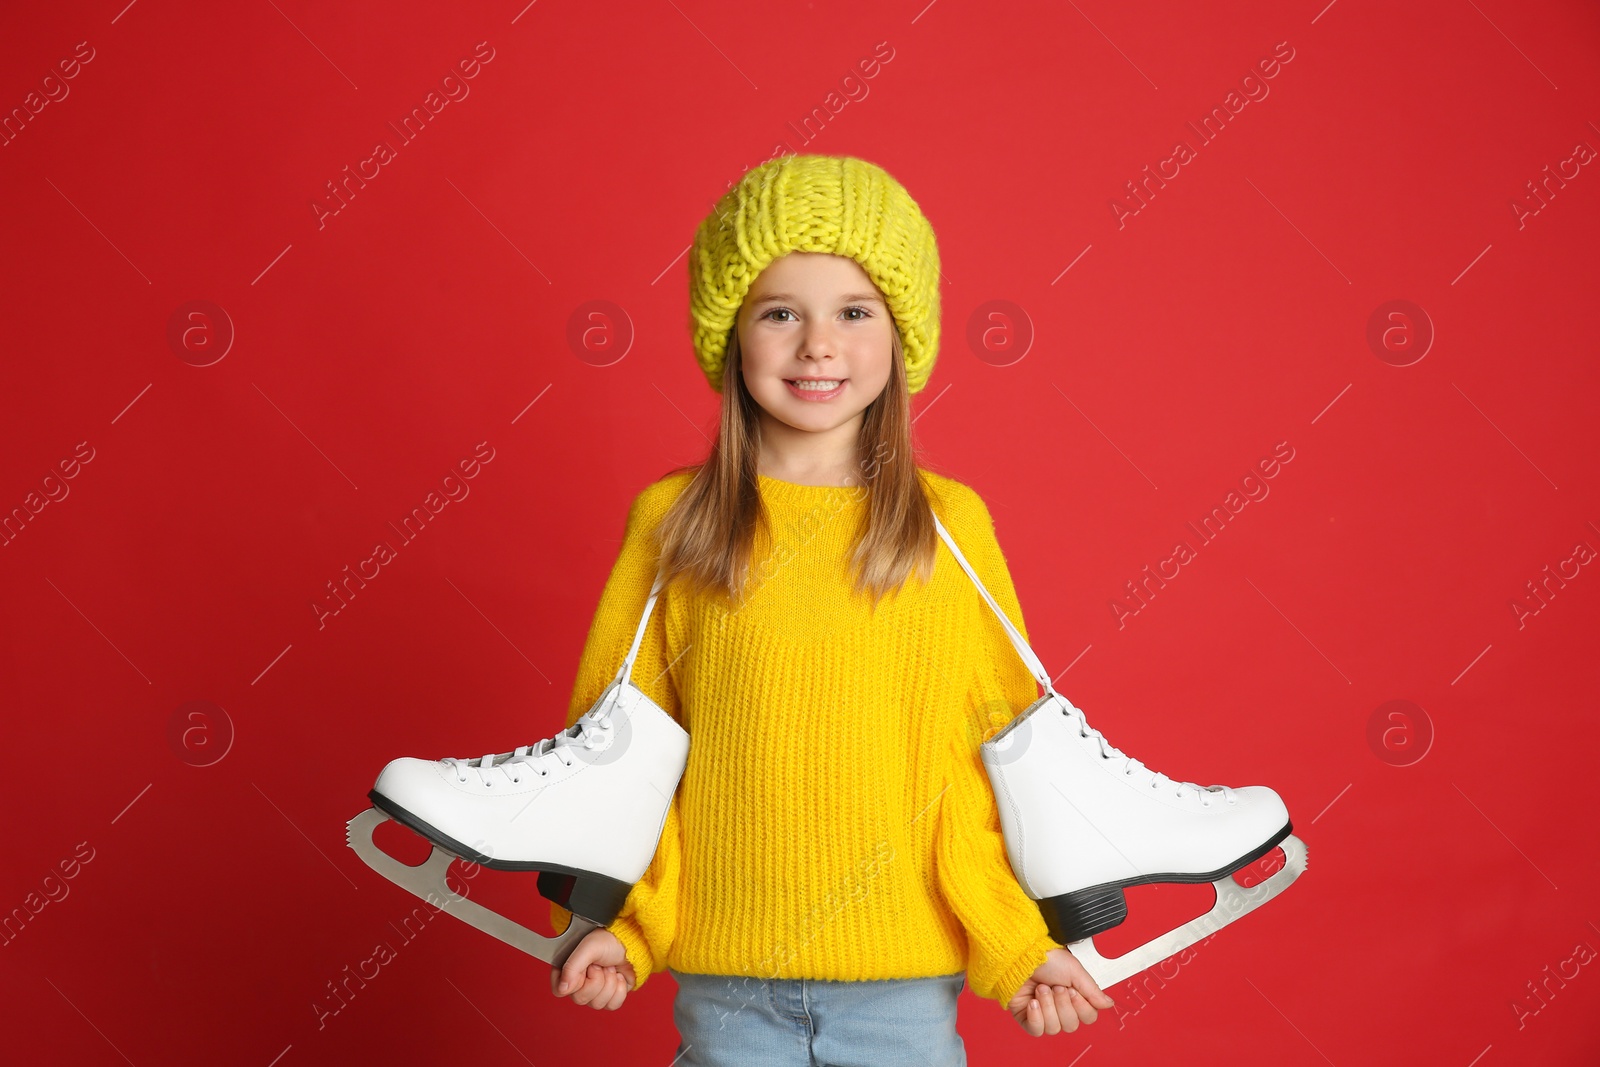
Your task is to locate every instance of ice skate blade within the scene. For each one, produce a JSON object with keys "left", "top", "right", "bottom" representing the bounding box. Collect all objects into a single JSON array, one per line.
[
  {"left": 345, "top": 807, "right": 600, "bottom": 969},
  {"left": 1066, "top": 833, "right": 1308, "bottom": 989}
]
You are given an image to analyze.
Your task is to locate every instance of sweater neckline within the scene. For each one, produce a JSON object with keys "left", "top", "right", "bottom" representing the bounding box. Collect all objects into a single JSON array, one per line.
[{"left": 756, "top": 472, "right": 870, "bottom": 509}]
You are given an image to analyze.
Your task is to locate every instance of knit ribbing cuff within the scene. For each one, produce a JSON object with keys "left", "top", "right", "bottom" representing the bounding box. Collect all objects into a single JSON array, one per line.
[
  {"left": 993, "top": 931, "right": 1061, "bottom": 1007},
  {"left": 608, "top": 913, "right": 654, "bottom": 991}
]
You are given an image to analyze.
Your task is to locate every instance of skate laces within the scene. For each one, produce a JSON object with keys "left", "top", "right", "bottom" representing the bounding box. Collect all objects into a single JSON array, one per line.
[
  {"left": 1055, "top": 694, "right": 1234, "bottom": 806},
  {"left": 442, "top": 694, "right": 620, "bottom": 787}
]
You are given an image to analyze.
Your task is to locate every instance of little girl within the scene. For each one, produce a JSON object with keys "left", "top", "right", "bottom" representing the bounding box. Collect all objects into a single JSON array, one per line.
[{"left": 546, "top": 154, "right": 1114, "bottom": 1063}]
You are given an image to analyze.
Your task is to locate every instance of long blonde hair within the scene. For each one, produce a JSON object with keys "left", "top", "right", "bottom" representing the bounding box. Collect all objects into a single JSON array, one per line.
[{"left": 654, "top": 320, "right": 944, "bottom": 612}]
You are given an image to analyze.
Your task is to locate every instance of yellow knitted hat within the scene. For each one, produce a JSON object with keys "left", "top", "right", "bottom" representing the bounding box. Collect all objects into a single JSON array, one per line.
[{"left": 688, "top": 154, "right": 941, "bottom": 394}]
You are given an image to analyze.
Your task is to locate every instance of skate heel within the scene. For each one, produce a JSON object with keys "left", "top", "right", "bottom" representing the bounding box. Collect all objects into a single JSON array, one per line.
[
  {"left": 1039, "top": 886, "right": 1128, "bottom": 944},
  {"left": 538, "top": 869, "right": 632, "bottom": 926}
]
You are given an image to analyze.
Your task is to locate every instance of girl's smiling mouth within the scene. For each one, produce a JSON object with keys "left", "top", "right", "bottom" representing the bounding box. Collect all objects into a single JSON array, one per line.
[{"left": 784, "top": 378, "right": 847, "bottom": 400}]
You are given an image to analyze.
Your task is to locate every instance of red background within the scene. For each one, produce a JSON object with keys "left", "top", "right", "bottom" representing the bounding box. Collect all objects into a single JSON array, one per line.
[{"left": 3, "top": 1, "right": 1597, "bottom": 1064}]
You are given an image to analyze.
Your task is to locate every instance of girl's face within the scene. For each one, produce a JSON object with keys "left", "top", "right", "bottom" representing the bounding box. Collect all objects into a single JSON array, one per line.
[{"left": 736, "top": 251, "right": 894, "bottom": 440}]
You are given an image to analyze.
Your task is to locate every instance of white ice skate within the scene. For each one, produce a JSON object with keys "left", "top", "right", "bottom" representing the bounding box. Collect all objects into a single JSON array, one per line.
[
  {"left": 345, "top": 564, "right": 688, "bottom": 969},
  {"left": 932, "top": 515, "right": 1307, "bottom": 989}
]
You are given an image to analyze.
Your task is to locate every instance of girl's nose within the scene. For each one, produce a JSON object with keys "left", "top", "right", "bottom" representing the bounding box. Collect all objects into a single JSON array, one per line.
[{"left": 800, "top": 326, "right": 837, "bottom": 360}]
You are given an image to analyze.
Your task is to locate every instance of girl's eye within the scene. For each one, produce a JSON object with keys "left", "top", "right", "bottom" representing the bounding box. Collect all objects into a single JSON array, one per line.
[{"left": 763, "top": 307, "right": 871, "bottom": 322}]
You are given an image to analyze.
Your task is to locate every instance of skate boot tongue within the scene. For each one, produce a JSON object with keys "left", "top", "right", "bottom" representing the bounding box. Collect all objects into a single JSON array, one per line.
[
  {"left": 519, "top": 721, "right": 596, "bottom": 760},
  {"left": 441, "top": 692, "right": 621, "bottom": 782},
  {"left": 1061, "top": 696, "right": 1223, "bottom": 802},
  {"left": 512, "top": 731, "right": 573, "bottom": 762},
  {"left": 524, "top": 715, "right": 611, "bottom": 760},
  {"left": 535, "top": 728, "right": 582, "bottom": 755}
]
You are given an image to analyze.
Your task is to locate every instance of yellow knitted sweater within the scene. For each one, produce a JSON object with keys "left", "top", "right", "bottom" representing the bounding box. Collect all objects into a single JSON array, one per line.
[{"left": 549, "top": 467, "right": 1063, "bottom": 1007}]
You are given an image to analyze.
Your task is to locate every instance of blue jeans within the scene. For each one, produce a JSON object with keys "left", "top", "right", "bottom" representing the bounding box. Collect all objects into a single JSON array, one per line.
[{"left": 668, "top": 968, "right": 968, "bottom": 1066}]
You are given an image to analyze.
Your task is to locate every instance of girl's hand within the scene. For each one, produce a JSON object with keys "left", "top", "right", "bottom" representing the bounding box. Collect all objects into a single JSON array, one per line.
[
  {"left": 551, "top": 927, "right": 637, "bottom": 1010},
  {"left": 1006, "top": 947, "right": 1116, "bottom": 1036}
]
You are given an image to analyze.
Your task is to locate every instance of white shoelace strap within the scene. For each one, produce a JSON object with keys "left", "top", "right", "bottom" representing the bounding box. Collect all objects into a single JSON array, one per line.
[
  {"left": 931, "top": 512, "right": 1230, "bottom": 804},
  {"left": 441, "top": 564, "right": 670, "bottom": 785}
]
